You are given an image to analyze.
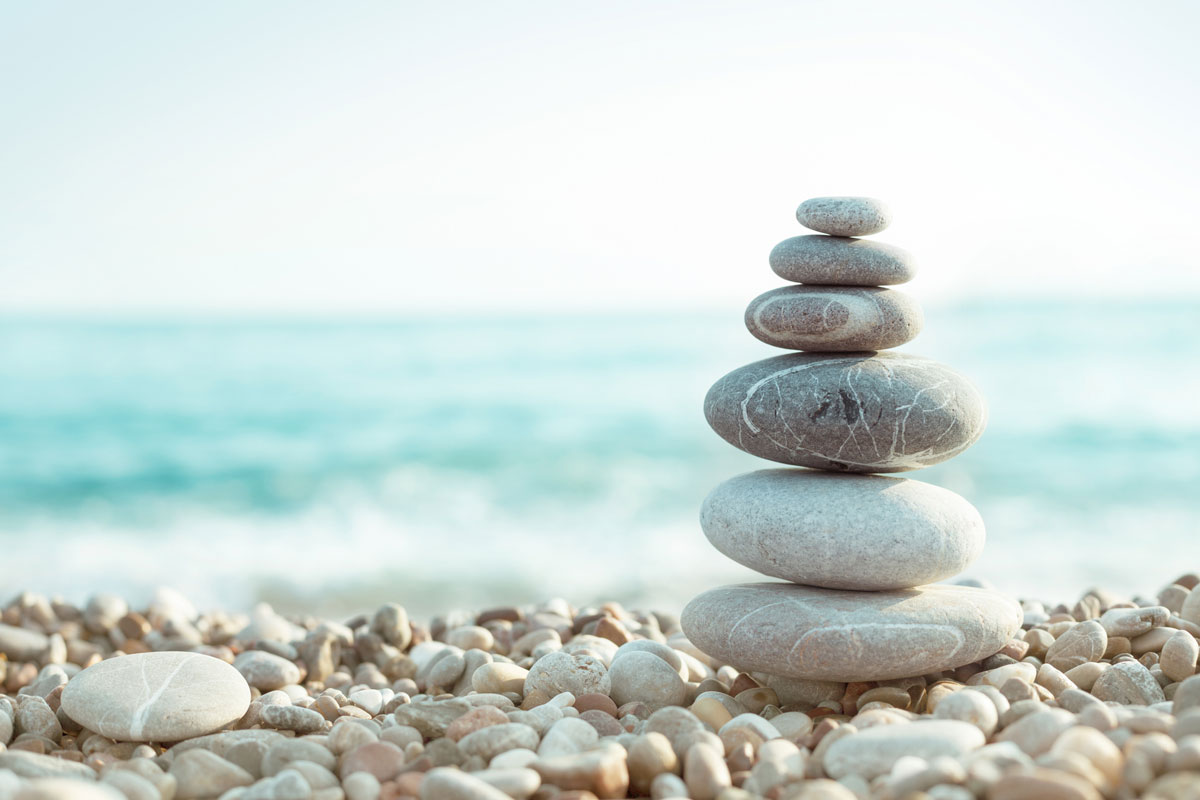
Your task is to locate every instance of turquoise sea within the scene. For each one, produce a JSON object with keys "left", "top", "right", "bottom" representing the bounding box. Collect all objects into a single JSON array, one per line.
[{"left": 1, "top": 299, "right": 1197, "bottom": 616}]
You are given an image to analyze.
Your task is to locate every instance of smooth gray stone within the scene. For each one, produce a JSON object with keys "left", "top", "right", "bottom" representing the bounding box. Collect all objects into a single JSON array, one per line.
[
  {"left": 704, "top": 351, "right": 986, "bottom": 472},
  {"left": 0, "top": 624, "right": 49, "bottom": 661},
  {"left": 796, "top": 196, "right": 892, "bottom": 237},
  {"left": 701, "top": 469, "right": 985, "bottom": 590},
  {"left": 61, "top": 652, "right": 251, "bottom": 742},
  {"left": 744, "top": 285, "right": 922, "bottom": 351},
  {"left": 769, "top": 235, "right": 916, "bottom": 286},
  {"left": 824, "top": 720, "right": 985, "bottom": 779},
  {"left": 681, "top": 583, "right": 1022, "bottom": 682}
]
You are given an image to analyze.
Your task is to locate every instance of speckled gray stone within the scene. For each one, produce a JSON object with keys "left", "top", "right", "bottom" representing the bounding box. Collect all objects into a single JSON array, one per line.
[
  {"left": 681, "top": 582, "right": 1021, "bottom": 682},
  {"left": 61, "top": 652, "right": 251, "bottom": 741},
  {"left": 796, "top": 197, "right": 892, "bottom": 237},
  {"left": 704, "top": 351, "right": 986, "bottom": 472},
  {"left": 701, "top": 470, "right": 985, "bottom": 590},
  {"left": 770, "top": 236, "right": 916, "bottom": 286},
  {"left": 744, "top": 285, "right": 922, "bottom": 352}
]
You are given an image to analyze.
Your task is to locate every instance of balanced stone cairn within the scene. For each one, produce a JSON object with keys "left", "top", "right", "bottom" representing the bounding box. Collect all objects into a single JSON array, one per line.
[{"left": 682, "top": 196, "right": 1023, "bottom": 684}]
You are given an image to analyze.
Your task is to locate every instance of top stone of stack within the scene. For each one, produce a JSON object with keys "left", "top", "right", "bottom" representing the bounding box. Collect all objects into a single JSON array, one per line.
[{"left": 796, "top": 196, "right": 892, "bottom": 237}]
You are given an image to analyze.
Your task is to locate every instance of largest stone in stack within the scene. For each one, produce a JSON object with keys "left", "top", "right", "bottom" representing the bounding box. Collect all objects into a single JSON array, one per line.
[{"left": 682, "top": 197, "right": 1022, "bottom": 683}]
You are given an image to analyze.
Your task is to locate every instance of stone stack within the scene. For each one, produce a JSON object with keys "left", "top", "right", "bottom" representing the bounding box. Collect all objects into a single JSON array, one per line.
[{"left": 682, "top": 197, "right": 1022, "bottom": 683}]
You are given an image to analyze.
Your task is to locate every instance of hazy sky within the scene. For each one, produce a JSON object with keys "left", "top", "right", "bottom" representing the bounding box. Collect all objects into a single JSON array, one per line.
[{"left": 3, "top": 1, "right": 1199, "bottom": 313}]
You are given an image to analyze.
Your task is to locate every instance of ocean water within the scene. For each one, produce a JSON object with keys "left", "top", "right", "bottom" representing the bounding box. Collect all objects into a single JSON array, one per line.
[{"left": 1, "top": 299, "right": 1198, "bottom": 617}]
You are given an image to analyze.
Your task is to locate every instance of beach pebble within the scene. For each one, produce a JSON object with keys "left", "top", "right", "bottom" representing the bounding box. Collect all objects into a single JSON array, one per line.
[
  {"left": 986, "top": 767, "right": 1101, "bottom": 800},
  {"left": 84, "top": 593, "right": 129, "bottom": 634},
  {"left": 393, "top": 699, "right": 472, "bottom": 738},
  {"left": 532, "top": 741, "right": 630, "bottom": 798},
  {"left": 1161, "top": 629, "right": 1200, "bottom": 682},
  {"left": 650, "top": 772, "right": 690, "bottom": 799},
  {"left": 932, "top": 688, "right": 998, "bottom": 736},
  {"left": 473, "top": 767, "right": 541, "bottom": 799},
  {"left": 1099, "top": 606, "right": 1169, "bottom": 638},
  {"left": 701, "top": 469, "right": 984, "bottom": 591},
  {"left": 458, "top": 722, "right": 540, "bottom": 762},
  {"left": 683, "top": 742, "right": 731, "bottom": 800},
  {"left": 682, "top": 582, "right": 1021, "bottom": 681},
  {"left": 1091, "top": 660, "right": 1166, "bottom": 705},
  {"left": 342, "top": 772, "right": 380, "bottom": 800},
  {"left": 608, "top": 651, "right": 687, "bottom": 710},
  {"left": 169, "top": 749, "right": 254, "bottom": 798},
  {"left": 524, "top": 651, "right": 610, "bottom": 698},
  {"left": 538, "top": 717, "right": 598, "bottom": 757},
  {"left": 233, "top": 651, "right": 302, "bottom": 691},
  {"left": 100, "top": 770, "right": 163, "bottom": 800},
  {"left": 769, "top": 235, "right": 916, "bottom": 286},
  {"left": 472, "top": 662, "right": 529, "bottom": 695},
  {"left": 1045, "top": 621, "right": 1108, "bottom": 671},
  {"left": 263, "top": 738, "right": 337, "bottom": 777},
  {"left": 337, "top": 741, "right": 402, "bottom": 783},
  {"left": 995, "top": 708, "right": 1076, "bottom": 756},
  {"left": 0, "top": 749, "right": 98, "bottom": 778},
  {"left": 628, "top": 731, "right": 679, "bottom": 794},
  {"left": 61, "top": 652, "right": 250, "bottom": 741},
  {"left": 704, "top": 352, "right": 987, "bottom": 472},
  {"left": 744, "top": 285, "right": 922, "bottom": 352},
  {"left": 0, "top": 624, "right": 48, "bottom": 661},
  {"left": 824, "top": 720, "right": 984, "bottom": 779},
  {"left": 260, "top": 703, "right": 328, "bottom": 734},
  {"left": 11, "top": 779, "right": 125, "bottom": 799},
  {"left": 796, "top": 197, "right": 892, "bottom": 237},
  {"left": 419, "top": 766, "right": 513, "bottom": 800}
]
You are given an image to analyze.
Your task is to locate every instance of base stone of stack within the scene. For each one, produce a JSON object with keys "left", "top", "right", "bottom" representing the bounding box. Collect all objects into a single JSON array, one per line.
[
  {"left": 701, "top": 469, "right": 985, "bottom": 591},
  {"left": 744, "top": 285, "right": 923, "bottom": 352},
  {"left": 681, "top": 582, "right": 1021, "bottom": 682},
  {"left": 704, "top": 351, "right": 986, "bottom": 472},
  {"left": 770, "top": 235, "right": 916, "bottom": 286}
]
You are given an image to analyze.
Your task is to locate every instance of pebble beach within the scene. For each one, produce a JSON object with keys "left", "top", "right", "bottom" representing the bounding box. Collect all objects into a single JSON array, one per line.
[{"left": 2, "top": 576, "right": 1200, "bottom": 800}]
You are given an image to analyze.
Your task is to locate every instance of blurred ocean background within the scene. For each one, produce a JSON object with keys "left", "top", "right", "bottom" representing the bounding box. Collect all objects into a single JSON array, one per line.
[{"left": 2, "top": 297, "right": 1197, "bottom": 617}]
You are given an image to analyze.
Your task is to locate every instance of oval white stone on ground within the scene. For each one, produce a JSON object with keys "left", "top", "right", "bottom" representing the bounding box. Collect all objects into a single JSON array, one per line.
[
  {"left": 796, "top": 197, "right": 892, "bottom": 237},
  {"left": 701, "top": 470, "right": 985, "bottom": 591},
  {"left": 824, "top": 720, "right": 985, "bottom": 779},
  {"left": 744, "top": 286, "right": 923, "bottom": 352},
  {"left": 704, "top": 352, "right": 987, "bottom": 472},
  {"left": 770, "top": 235, "right": 916, "bottom": 286},
  {"left": 61, "top": 652, "right": 251, "bottom": 741},
  {"left": 681, "top": 583, "right": 1021, "bottom": 682}
]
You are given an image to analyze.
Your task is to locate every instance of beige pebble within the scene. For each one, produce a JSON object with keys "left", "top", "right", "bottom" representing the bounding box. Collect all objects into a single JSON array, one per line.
[
  {"left": 532, "top": 740, "right": 630, "bottom": 798},
  {"left": 1099, "top": 606, "right": 1170, "bottom": 638},
  {"left": 683, "top": 741, "right": 731, "bottom": 800},
  {"left": 1035, "top": 663, "right": 1078, "bottom": 697},
  {"left": 932, "top": 689, "right": 998, "bottom": 737},
  {"left": 458, "top": 722, "right": 539, "bottom": 763},
  {"left": 628, "top": 731, "right": 678, "bottom": 795},
  {"left": 1092, "top": 661, "right": 1166, "bottom": 705},
  {"left": 1131, "top": 627, "right": 1176, "bottom": 656},
  {"left": 1064, "top": 662, "right": 1109, "bottom": 692},
  {"left": 1050, "top": 724, "right": 1124, "bottom": 787},
  {"left": 343, "top": 771, "right": 382, "bottom": 800},
  {"left": 986, "top": 766, "right": 1101, "bottom": 800},
  {"left": 650, "top": 771, "right": 690, "bottom": 799},
  {"left": 1045, "top": 621, "right": 1107, "bottom": 671},
  {"left": 996, "top": 708, "right": 1076, "bottom": 757},
  {"left": 689, "top": 696, "right": 733, "bottom": 730},
  {"left": 169, "top": 749, "right": 254, "bottom": 799},
  {"left": 1161, "top": 630, "right": 1200, "bottom": 683},
  {"left": 419, "top": 766, "right": 512, "bottom": 800},
  {"left": 472, "top": 662, "right": 529, "bottom": 696},
  {"left": 608, "top": 651, "right": 687, "bottom": 710}
]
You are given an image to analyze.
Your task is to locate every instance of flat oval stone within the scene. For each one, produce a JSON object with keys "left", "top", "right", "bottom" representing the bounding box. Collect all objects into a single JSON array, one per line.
[
  {"left": 796, "top": 197, "right": 891, "bottom": 237},
  {"left": 770, "top": 235, "right": 916, "bottom": 286},
  {"left": 701, "top": 469, "right": 984, "bottom": 590},
  {"left": 824, "top": 720, "right": 985, "bottom": 779},
  {"left": 704, "top": 351, "right": 986, "bottom": 472},
  {"left": 681, "top": 582, "right": 1021, "bottom": 682},
  {"left": 744, "top": 286, "right": 922, "bottom": 351},
  {"left": 61, "top": 652, "right": 251, "bottom": 741}
]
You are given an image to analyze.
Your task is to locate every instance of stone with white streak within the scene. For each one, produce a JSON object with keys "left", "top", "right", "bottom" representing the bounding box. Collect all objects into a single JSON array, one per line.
[
  {"left": 704, "top": 352, "right": 987, "bottom": 473},
  {"left": 61, "top": 652, "right": 251, "bottom": 741},
  {"left": 744, "top": 285, "right": 922, "bottom": 352},
  {"left": 682, "top": 582, "right": 1021, "bottom": 682},
  {"left": 701, "top": 469, "right": 985, "bottom": 591}
]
